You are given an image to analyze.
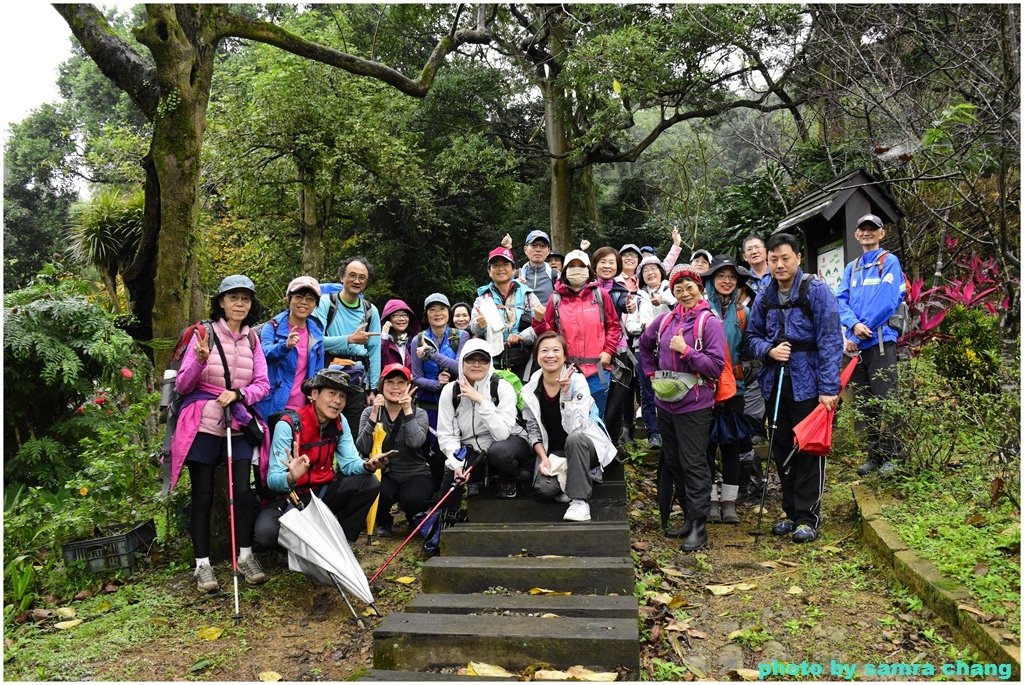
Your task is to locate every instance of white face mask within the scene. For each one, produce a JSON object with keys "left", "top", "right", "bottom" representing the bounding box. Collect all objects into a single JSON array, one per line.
[{"left": 565, "top": 267, "right": 590, "bottom": 287}]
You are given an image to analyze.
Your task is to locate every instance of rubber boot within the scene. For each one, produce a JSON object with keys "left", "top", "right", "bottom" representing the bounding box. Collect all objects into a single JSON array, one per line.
[
  {"left": 665, "top": 518, "right": 693, "bottom": 538},
  {"left": 707, "top": 483, "right": 722, "bottom": 523},
  {"left": 720, "top": 484, "right": 740, "bottom": 524},
  {"left": 681, "top": 518, "right": 707, "bottom": 552}
]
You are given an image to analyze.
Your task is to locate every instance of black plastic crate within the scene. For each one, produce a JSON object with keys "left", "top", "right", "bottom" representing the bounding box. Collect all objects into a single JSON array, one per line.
[{"left": 61, "top": 519, "right": 156, "bottom": 576}]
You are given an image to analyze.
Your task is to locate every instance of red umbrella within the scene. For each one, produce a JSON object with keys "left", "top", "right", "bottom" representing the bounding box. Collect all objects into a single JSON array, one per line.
[{"left": 781, "top": 356, "right": 860, "bottom": 472}]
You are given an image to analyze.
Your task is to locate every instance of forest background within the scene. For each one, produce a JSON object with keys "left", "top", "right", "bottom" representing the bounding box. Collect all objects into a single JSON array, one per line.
[{"left": 2, "top": 2, "right": 1020, "bottom": 644}]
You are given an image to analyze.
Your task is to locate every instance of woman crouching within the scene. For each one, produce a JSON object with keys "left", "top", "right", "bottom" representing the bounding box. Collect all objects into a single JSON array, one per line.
[{"left": 522, "top": 331, "right": 617, "bottom": 522}]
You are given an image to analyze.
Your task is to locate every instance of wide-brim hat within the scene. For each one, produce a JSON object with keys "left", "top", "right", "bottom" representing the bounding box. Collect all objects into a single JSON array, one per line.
[
  {"left": 703, "top": 255, "right": 751, "bottom": 286},
  {"left": 301, "top": 366, "right": 361, "bottom": 396}
]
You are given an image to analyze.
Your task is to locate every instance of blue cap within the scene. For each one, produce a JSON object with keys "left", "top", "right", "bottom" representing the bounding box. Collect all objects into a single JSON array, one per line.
[
  {"left": 640, "top": 245, "right": 656, "bottom": 254},
  {"left": 215, "top": 274, "right": 256, "bottom": 296},
  {"left": 525, "top": 230, "right": 551, "bottom": 245}
]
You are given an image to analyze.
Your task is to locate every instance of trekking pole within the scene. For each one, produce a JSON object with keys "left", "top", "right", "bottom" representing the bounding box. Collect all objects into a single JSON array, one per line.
[
  {"left": 368, "top": 462, "right": 477, "bottom": 584},
  {"left": 753, "top": 363, "right": 786, "bottom": 542},
  {"left": 223, "top": 408, "right": 242, "bottom": 625}
]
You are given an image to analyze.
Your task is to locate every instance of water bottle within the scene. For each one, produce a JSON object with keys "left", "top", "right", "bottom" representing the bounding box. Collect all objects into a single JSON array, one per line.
[{"left": 158, "top": 369, "right": 176, "bottom": 423}]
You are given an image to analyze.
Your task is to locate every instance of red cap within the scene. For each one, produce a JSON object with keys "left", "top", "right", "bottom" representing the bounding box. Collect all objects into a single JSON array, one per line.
[
  {"left": 487, "top": 246, "right": 515, "bottom": 266},
  {"left": 379, "top": 363, "right": 412, "bottom": 384},
  {"left": 669, "top": 264, "right": 703, "bottom": 290}
]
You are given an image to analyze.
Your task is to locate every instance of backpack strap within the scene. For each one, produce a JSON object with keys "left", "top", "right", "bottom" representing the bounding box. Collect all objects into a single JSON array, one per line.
[
  {"left": 489, "top": 374, "right": 501, "bottom": 406},
  {"left": 325, "top": 292, "right": 340, "bottom": 330}
]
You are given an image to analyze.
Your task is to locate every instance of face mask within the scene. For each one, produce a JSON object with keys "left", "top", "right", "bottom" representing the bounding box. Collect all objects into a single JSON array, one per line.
[{"left": 565, "top": 267, "right": 590, "bottom": 287}]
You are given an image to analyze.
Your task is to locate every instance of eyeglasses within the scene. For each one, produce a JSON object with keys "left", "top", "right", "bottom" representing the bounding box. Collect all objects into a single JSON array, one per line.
[
  {"left": 344, "top": 273, "right": 368, "bottom": 282},
  {"left": 527, "top": 242, "right": 549, "bottom": 249},
  {"left": 291, "top": 293, "right": 318, "bottom": 303},
  {"left": 716, "top": 273, "right": 738, "bottom": 281},
  {"left": 489, "top": 262, "right": 512, "bottom": 270},
  {"left": 390, "top": 312, "right": 409, "bottom": 320},
  {"left": 464, "top": 357, "right": 489, "bottom": 366}
]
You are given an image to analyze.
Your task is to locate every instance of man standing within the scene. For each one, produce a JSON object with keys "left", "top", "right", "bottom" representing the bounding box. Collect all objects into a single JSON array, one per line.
[
  {"left": 837, "top": 214, "right": 907, "bottom": 477},
  {"left": 315, "top": 256, "right": 382, "bottom": 432},
  {"left": 514, "top": 230, "right": 559, "bottom": 305},
  {"left": 747, "top": 233, "right": 843, "bottom": 543},
  {"left": 742, "top": 235, "right": 773, "bottom": 296}
]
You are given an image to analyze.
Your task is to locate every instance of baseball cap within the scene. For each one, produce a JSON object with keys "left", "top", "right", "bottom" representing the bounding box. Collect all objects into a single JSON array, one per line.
[
  {"left": 488, "top": 246, "right": 515, "bottom": 266},
  {"left": 379, "top": 363, "right": 412, "bottom": 384},
  {"left": 525, "top": 230, "right": 551, "bottom": 245},
  {"left": 857, "top": 214, "right": 884, "bottom": 229},
  {"left": 619, "top": 243, "right": 642, "bottom": 257},
  {"left": 640, "top": 245, "right": 656, "bottom": 255},
  {"left": 423, "top": 292, "right": 451, "bottom": 311},
  {"left": 690, "top": 249, "right": 713, "bottom": 264},
  {"left": 562, "top": 249, "right": 591, "bottom": 268},
  {"left": 286, "top": 276, "right": 321, "bottom": 297}
]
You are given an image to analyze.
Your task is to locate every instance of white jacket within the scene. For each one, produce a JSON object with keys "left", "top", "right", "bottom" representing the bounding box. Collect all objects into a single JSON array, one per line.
[
  {"left": 437, "top": 338, "right": 525, "bottom": 469},
  {"left": 521, "top": 369, "right": 617, "bottom": 468}
]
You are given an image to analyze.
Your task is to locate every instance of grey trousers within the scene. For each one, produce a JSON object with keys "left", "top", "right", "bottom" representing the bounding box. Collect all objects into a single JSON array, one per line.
[{"left": 534, "top": 432, "right": 600, "bottom": 501}]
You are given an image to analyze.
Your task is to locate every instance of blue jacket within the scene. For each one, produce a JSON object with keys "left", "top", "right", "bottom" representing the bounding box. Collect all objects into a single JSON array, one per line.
[
  {"left": 255, "top": 311, "right": 325, "bottom": 418},
  {"left": 837, "top": 248, "right": 906, "bottom": 350},
  {"left": 747, "top": 269, "right": 843, "bottom": 402}
]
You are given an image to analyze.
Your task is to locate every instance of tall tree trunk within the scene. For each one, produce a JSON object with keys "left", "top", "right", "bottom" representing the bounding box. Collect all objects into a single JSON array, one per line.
[
  {"left": 578, "top": 165, "right": 602, "bottom": 238},
  {"left": 542, "top": 13, "right": 573, "bottom": 254},
  {"left": 295, "top": 153, "right": 322, "bottom": 277},
  {"left": 135, "top": 6, "right": 217, "bottom": 347}
]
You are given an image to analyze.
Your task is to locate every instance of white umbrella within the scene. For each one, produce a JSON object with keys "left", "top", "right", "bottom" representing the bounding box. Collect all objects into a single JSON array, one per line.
[{"left": 277, "top": 493, "right": 375, "bottom": 608}]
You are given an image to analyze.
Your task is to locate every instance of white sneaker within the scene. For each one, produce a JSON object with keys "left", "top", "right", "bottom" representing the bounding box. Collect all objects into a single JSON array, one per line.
[
  {"left": 563, "top": 499, "right": 591, "bottom": 522},
  {"left": 554, "top": 493, "right": 571, "bottom": 503}
]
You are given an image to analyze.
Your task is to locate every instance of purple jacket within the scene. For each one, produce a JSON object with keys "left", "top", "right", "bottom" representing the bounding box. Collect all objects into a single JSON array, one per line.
[{"left": 637, "top": 300, "right": 726, "bottom": 414}]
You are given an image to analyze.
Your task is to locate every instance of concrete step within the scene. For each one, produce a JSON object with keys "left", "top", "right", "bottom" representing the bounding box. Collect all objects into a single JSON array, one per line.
[
  {"left": 475, "top": 479, "right": 626, "bottom": 500},
  {"left": 468, "top": 496, "right": 626, "bottom": 524},
  {"left": 360, "top": 670, "right": 513, "bottom": 681},
  {"left": 421, "top": 555, "right": 634, "bottom": 595},
  {"left": 373, "top": 612, "right": 639, "bottom": 674},
  {"left": 440, "top": 521, "right": 631, "bottom": 557},
  {"left": 405, "top": 592, "right": 637, "bottom": 619}
]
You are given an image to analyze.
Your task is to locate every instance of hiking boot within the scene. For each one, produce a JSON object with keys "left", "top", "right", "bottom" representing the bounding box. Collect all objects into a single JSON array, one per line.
[
  {"left": 466, "top": 482, "right": 482, "bottom": 498},
  {"left": 877, "top": 460, "right": 899, "bottom": 477},
  {"left": 772, "top": 519, "right": 795, "bottom": 536},
  {"left": 720, "top": 500, "right": 740, "bottom": 524},
  {"left": 554, "top": 493, "right": 571, "bottom": 503},
  {"left": 648, "top": 434, "right": 662, "bottom": 450},
  {"left": 856, "top": 459, "right": 880, "bottom": 476},
  {"left": 195, "top": 564, "right": 219, "bottom": 593},
  {"left": 680, "top": 518, "right": 707, "bottom": 552},
  {"left": 792, "top": 524, "right": 818, "bottom": 543},
  {"left": 665, "top": 519, "right": 692, "bottom": 538},
  {"left": 563, "top": 499, "right": 591, "bottom": 522},
  {"left": 497, "top": 480, "right": 517, "bottom": 499},
  {"left": 707, "top": 501, "right": 722, "bottom": 523},
  {"left": 238, "top": 554, "right": 267, "bottom": 585},
  {"left": 374, "top": 522, "right": 393, "bottom": 538}
]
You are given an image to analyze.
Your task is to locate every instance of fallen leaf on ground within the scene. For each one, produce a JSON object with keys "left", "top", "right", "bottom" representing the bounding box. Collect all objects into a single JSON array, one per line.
[
  {"left": 632, "top": 542, "right": 651, "bottom": 552},
  {"left": 466, "top": 662, "right": 514, "bottom": 677},
  {"left": 540, "top": 613, "right": 561, "bottom": 618},
  {"left": 662, "top": 567, "right": 685, "bottom": 577},
  {"left": 958, "top": 604, "right": 987, "bottom": 618},
  {"left": 565, "top": 666, "right": 617, "bottom": 681},
  {"left": 786, "top": 585, "right": 804, "bottom": 595},
  {"left": 727, "top": 629, "right": 746, "bottom": 641},
  {"left": 665, "top": 619, "right": 690, "bottom": 632},
  {"left": 821, "top": 545, "right": 841, "bottom": 554},
  {"left": 529, "top": 587, "right": 571, "bottom": 596},
  {"left": 727, "top": 668, "right": 761, "bottom": 681},
  {"left": 682, "top": 659, "right": 707, "bottom": 679},
  {"left": 258, "top": 671, "right": 282, "bottom": 682},
  {"left": 688, "top": 629, "right": 708, "bottom": 639},
  {"left": 95, "top": 600, "right": 113, "bottom": 613},
  {"left": 29, "top": 609, "right": 53, "bottom": 621},
  {"left": 393, "top": 576, "right": 416, "bottom": 585},
  {"left": 361, "top": 608, "right": 376, "bottom": 617},
  {"left": 776, "top": 560, "right": 800, "bottom": 567},
  {"left": 965, "top": 512, "right": 986, "bottom": 527},
  {"left": 197, "top": 626, "right": 224, "bottom": 640},
  {"left": 74, "top": 590, "right": 94, "bottom": 600},
  {"left": 706, "top": 584, "right": 735, "bottom": 596},
  {"left": 55, "top": 619, "right": 83, "bottom": 630},
  {"left": 758, "top": 561, "right": 779, "bottom": 569},
  {"left": 56, "top": 607, "right": 77, "bottom": 619},
  {"left": 734, "top": 582, "right": 757, "bottom": 591},
  {"left": 189, "top": 658, "right": 214, "bottom": 673}
]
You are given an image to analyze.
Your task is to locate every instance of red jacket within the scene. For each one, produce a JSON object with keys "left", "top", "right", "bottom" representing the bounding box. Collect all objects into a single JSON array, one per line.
[
  {"left": 534, "top": 281, "right": 622, "bottom": 378},
  {"left": 284, "top": 403, "right": 342, "bottom": 492}
]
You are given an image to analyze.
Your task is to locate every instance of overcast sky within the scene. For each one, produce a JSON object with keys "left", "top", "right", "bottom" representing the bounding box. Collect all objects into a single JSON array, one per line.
[{"left": 0, "top": 2, "right": 75, "bottom": 146}]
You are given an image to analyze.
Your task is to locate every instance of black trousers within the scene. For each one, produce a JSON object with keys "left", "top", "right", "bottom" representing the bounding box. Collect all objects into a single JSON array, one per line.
[
  {"left": 253, "top": 472, "right": 381, "bottom": 546},
  {"left": 657, "top": 407, "right": 713, "bottom": 519},
  {"left": 849, "top": 345, "right": 901, "bottom": 461},
  {"left": 771, "top": 374, "right": 826, "bottom": 529},
  {"left": 378, "top": 473, "right": 435, "bottom": 527},
  {"left": 187, "top": 458, "right": 254, "bottom": 558}
]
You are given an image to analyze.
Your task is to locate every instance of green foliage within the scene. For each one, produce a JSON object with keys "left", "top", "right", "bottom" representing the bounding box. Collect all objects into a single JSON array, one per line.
[
  {"left": 648, "top": 658, "right": 688, "bottom": 680},
  {"left": 4, "top": 264, "right": 153, "bottom": 488},
  {"left": 932, "top": 305, "right": 1002, "bottom": 392}
]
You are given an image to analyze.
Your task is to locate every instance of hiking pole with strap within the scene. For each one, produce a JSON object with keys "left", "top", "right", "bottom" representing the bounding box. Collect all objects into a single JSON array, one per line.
[
  {"left": 369, "top": 452, "right": 481, "bottom": 584},
  {"left": 223, "top": 407, "right": 242, "bottom": 625},
  {"left": 753, "top": 362, "right": 787, "bottom": 542}
]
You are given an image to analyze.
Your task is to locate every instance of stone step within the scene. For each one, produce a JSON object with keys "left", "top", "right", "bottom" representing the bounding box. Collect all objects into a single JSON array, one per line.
[
  {"left": 360, "top": 670, "right": 513, "bottom": 681},
  {"left": 421, "top": 555, "right": 634, "bottom": 595},
  {"left": 405, "top": 592, "right": 638, "bottom": 619},
  {"left": 468, "top": 496, "right": 626, "bottom": 524},
  {"left": 474, "top": 479, "right": 626, "bottom": 500},
  {"left": 373, "top": 612, "right": 639, "bottom": 674},
  {"left": 440, "top": 521, "right": 631, "bottom": 557}
]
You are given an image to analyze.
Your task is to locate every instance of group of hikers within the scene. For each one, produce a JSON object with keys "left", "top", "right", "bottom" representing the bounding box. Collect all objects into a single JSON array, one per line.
[{"left": 166, "top": 217, "right": 907, "bottom": 594}]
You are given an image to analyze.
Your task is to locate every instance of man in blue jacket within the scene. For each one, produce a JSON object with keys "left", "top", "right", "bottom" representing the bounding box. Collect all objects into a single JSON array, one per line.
[
  {"left": 748, "top": 233, "right": 843, "bottom": 543},
  {"left": 837, "top": 214, "right": 907, "bottom": 477}
]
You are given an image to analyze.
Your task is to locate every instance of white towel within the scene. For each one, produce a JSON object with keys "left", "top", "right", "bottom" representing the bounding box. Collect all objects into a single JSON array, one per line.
[
  {"left": 478, "top": 297, "right": 507, "bottom": 356},
  {"left": 546, "top": 454, "right": 569, "bottom": 493}
]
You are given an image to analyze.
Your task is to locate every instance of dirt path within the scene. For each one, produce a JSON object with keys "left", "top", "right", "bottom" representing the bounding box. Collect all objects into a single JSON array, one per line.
[{"left": 627, "top": 457, "right": 988, "bottom": 681}]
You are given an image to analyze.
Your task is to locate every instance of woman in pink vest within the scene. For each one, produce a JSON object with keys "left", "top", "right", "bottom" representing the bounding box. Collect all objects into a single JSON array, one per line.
[
  {"left": 533, "top": 249, "right": 622, "bottom": 418},
  {"left": 171, "top": 275, "right": 270, "bottom": 594}
]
